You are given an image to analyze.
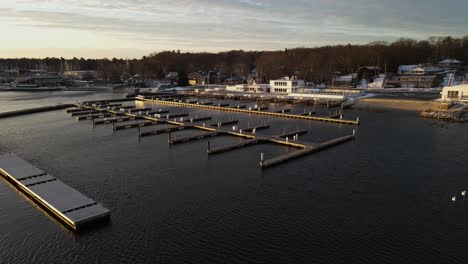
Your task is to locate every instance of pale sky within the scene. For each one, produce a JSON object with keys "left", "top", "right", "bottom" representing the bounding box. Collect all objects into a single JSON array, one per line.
[{"left": 0, "top": 0, "right": 467, "bottom": 59}]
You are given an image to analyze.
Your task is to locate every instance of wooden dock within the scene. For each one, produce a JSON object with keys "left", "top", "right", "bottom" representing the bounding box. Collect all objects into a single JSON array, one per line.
[
  {"left": 113, "top": 121, "right": 161, "bottom": 130},
  {"left": 77, "top": 113, "right": 118, "bottom": 120},
  {"left": 261, "top": 135, "right": 354, "bottom": 168},
  {"left": 0, "top": 153, "right": 110, "bottom": 231},
  {"left": 139, "top": 126, "right": 189, "bottom": 137},
  {"left": 239, "top": 124, "right": 270, "bottom": 132},
  {"left": 207, "top": 139, "right": 263, "bottom": 155},
  {"left": 211, "top": 120, "right": 239, "bottom": 127},
  {"left": 93, "top": 116, "right": 135, "bottom": 125},
  {"left": 71, "top": 110, "right": 103, "bottom": 116},
  {"left": 159, "top": 113, "right": 189, "bottom": 119},
  {"left": 169, "top": 132, "right": 221, "bottom": 145},
  {"left": 137, "top": 98, "right": 360, "bottom": 125},
  {"left": 72, "top": 101, "right": 357, "bottom": 168},
  {"left": 278, "top": 129, "right": 308, "bottom": 138},
  {"left": 183, "top": 116, "right": 212, "bottom": 123}
]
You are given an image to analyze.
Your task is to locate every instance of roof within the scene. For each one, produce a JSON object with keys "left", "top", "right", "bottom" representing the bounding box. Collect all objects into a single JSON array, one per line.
[
  {"left": 423, "top": 66, "right": 444, "bottom": 72},
  {"left": 439, "top": 59, "right": 463, "bottom": 64},
  {"left": 359, "top": 66, "right": 381, "bottom": 71},
  {"left": 398, "top": 65, "right": 421, "bottom": 71}
]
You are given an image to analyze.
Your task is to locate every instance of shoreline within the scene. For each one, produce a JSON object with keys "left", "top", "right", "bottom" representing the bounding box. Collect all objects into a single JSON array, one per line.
[{"left": 352, "top": 98, "right": 439, "bottom": 112}]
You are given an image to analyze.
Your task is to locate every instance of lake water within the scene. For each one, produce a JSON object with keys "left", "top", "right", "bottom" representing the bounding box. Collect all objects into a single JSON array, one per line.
[{"left": 1, "top": 91, "right": 468, "bottom": 263}]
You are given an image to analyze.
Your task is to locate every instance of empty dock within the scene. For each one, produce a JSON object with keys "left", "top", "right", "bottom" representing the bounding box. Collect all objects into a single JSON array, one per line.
[
  {"left": 261, "top": 135, "right": 354, "bottom": 168},
  {"left": 137, "top": 98, "right": 360, "bottom": 125},
  {"left": 169, "top": 132, "right": 221, "bottom": 145},
  {"left": 183, "top": 116, "right": 212, "bottom": 123},
  {"left": 72, "top": 100, "right": 358, "bottom": 169},
  {"left": 239, "top": 124, "right": 270, "bottom": 132},
  {"left": 211, "top": 120, "right": 239, "bottom": 127},
  {"left": 77, "top": 113, "right": 118, "bottom": 120},
  {"left": 113, "top": 120, "right": 161, "bottom": 130},
  {"left": 279, "top": 129, "right": 308, "bottom": 138},
  {"left": 159, "top": 113, "right": 189, "bottom": 119},
  {"left": 0, "top": 153, "right": 110, "bottom": 231},
  {"left": 139, "top": 126, "right": 189, "bottom": 137},
  {"left": 93, "top": 116, "right": 135, "bottom": 125},
  {"left": 207, "top": 139, "right": 263, "bottom": 155}
]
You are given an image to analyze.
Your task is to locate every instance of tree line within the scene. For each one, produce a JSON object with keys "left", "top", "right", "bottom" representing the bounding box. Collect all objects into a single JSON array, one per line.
[{"left": 1, "top": 36, "right": 467, "bottom": 85}]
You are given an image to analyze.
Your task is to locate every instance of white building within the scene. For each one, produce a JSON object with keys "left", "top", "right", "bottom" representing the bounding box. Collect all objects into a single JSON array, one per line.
[
  {"left": 441, "top": 84, "right": 468, "bottom": 102},
  {"left": 269, "top": 77, "right": 305, "bottom": 94},
  {"left": 226, "top": 84, "right": 270, "bottom": 93}
]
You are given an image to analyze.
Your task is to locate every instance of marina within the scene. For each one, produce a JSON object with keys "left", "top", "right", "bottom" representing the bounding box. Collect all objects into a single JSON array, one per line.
[
  {"left": 136, "top": 97, "right": 360, "bottom": 125},
  {"left": 69, "top": 98, "right": 357, "bottom": 168}
]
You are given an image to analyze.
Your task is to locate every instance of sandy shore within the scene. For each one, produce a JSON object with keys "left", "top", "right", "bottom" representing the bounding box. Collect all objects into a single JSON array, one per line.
[{"left": 353, "top": 98, "right": 439, "bottom": 112}]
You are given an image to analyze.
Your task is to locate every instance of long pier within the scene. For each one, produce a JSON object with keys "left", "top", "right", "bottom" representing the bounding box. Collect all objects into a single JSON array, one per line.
[
  {"left": 139, "top": 126, "right": 189, "bottom": 137},
  {"left": 113, "top": 120, "right": 161, "bottom": 130},
  {"left": 279, "top": 129, "right": 308, "bottom": 138},
  {"left": 93, "top": 116, "right": 135, "bottom": 125},
  {"left": 261, "top": 135, "right": 354, "bottom": 168},
  {"left": 0, "top": 104, "right": 73, "bottom": 119},
  {"left": 207, "top": 139, "right": 263, "bottom": 155},
  {"left": 137, "top": 98, "right": 360, "bottom": 125},
  {"left": 169, "top": 132, "right": 221, "bottom": 145},
  {"left": 239, "top": 124, "right": 270, "bottom": 132},
  {"left": 211, "top": 120, "right": 239, "bottom": 127},
  {"left": 0, "top": 153, "right": 110, "bottom": 231}
]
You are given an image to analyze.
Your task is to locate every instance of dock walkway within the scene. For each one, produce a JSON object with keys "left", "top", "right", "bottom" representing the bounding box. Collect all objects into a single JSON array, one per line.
[
  {"left": 0, "top": 153, "right": 110, "bottom": 231},
  {"left": 137, "top": 98, "right": 359, "bottom": 125}
]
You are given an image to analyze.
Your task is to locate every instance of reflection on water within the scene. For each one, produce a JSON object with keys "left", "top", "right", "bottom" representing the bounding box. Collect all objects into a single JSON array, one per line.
[{"left": 1, "top": 92, "right": 468, "bottom": 263}]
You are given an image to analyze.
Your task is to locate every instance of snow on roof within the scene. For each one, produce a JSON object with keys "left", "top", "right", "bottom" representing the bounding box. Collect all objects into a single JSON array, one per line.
[
  {"left": 423, "top": 66, "right": 444, "bottom": 72},
  {"left": 439, "top": 59, "right": 463, "bottom": 64},
  {"left": 359, "top": 66, "right": 381, "bottom": 70},
  {"left": 398, "top": 65, "right": 421, "bottom": 71},
  {"left": 334, "top": 75, "right": 354, "bottom": 82}
]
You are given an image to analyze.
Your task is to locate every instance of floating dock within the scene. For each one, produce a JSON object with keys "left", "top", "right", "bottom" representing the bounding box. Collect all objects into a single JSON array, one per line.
[
  {"left": 72, "top": 101, "right": 357, "bottom": 168},
  {"left": 0, "top": 153, "right": 110, "bottom": 231},
  {"left": 260, "top": 135, "right": 354, "bottom": 168},
  {"left": 0, "top": 104, "right": 73, "bottom": 119},
  {"left": 137, "top": 98, "right": 360, "bottom": 125}
]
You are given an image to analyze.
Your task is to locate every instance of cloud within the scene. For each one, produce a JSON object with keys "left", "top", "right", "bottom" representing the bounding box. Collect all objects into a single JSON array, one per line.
[{"left": 0, "top": 0, "right": 467, "bottom": 57}]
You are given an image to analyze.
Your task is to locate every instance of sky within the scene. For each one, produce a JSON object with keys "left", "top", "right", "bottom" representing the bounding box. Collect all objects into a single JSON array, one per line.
[{"left": 0, "top": 0, "right": 467, "bottom": 59}]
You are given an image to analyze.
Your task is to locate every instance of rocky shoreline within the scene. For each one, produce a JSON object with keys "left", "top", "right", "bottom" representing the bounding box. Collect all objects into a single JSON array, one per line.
[{"left": 420, "top": 109, "right": 468, "bottom": 122}]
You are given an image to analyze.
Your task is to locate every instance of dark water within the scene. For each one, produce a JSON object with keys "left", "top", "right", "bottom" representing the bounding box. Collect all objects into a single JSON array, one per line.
[{"left": 1, "top": 92, "right": 468, "bottom": 263}]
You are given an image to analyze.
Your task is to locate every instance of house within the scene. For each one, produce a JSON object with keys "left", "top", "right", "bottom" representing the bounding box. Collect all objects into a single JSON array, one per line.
[
  {"left": 441, "top": 84, "right": 468, "bottom": 102},
  {"left": 332, "top": 74, "right": 356, "bottom": 88},
  {"left": 439, "top": 59, "right": 463, "bottom": 68},
  {"left": 224, "top": 76, "right": 244, "bottom": 85},
  {"left": 269, "top": 77, "right": 305, "bottom": 94},
  {"left": 398, "top": 65, "right": 421, "bottom": 75},
  {"left": 399, "top": 64, "right": 452, "bottom": 76},
  {"left": 64, "top": 70, "right": 102, "bottom": 80},
  {"left": 165, "top": 72, "right": 179, "bottom": 84},
  {"left": 358, "top": 66, "right": 381, "bottom": 80},
  {"left": 188, "top": 72, "right": 207, "bottom": 86},
  {"left": 15, "top": 73, "right": 72, "bottom": 87}
]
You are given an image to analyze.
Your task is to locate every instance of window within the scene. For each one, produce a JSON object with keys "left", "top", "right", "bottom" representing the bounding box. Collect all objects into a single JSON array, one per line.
[{"left": 447, "top": 91, "right": 459, "bottom": 98}]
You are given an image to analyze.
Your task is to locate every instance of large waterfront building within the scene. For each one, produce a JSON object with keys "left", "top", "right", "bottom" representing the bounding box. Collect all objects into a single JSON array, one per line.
[
  {"left": 269, "top": 77, "right": 305, "bottom": 94},
  {"left": 441, "top": 84, "right": 468, "bottom": 102}
]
